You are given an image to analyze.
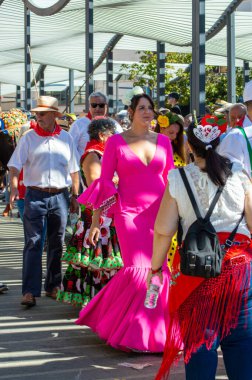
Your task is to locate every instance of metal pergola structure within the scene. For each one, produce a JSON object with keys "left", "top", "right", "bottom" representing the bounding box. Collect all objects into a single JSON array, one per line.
[{"left": 0, "top": 0, "right": 251, "bottom": 115}]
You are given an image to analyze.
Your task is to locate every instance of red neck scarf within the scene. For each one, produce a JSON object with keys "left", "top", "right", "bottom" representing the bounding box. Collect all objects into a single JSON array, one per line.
[
  {"left": 156, "top": 233, "right": 252, "bottom": 380},
  {"left": 32, "top": 121, "right": 62, "bottom": 137},
  {"left": 81, "top": 139, "right": 105, "bottom": 163},
  {"left": 235, "top": 115, "right": 245, "bottom": 127}
]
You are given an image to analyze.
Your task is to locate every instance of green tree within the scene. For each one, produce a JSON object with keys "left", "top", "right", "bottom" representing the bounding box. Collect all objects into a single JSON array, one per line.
[{"left": 121, "top": 51, "right": 247, "bottom": 108}]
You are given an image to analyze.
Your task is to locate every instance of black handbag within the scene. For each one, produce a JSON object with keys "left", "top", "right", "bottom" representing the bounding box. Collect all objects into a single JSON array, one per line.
[{"left": 177, "top": 167, "right": 243, "bottom": 278}]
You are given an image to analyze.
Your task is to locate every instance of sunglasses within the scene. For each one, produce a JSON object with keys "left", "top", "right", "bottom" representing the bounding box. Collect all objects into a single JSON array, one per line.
[{"left": 90, "top": 103, "right": 106, "bottom": 109}]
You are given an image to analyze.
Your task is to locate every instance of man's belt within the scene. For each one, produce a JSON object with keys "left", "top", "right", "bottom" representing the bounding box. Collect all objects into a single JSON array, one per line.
[{"left": 28, "top": 186, "right": 67, "bottom": 194}]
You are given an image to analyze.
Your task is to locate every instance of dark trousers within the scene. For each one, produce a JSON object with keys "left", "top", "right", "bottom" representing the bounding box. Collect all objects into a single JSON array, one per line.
[
  {"left": 22, "top": 188, "right": 69, "bottom": 297},
  {"left": 185, "top": 263, "right": 252, "bottom": 380}
]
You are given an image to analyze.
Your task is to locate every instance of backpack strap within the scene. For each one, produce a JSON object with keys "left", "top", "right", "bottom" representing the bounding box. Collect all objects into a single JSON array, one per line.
[
  {"left": 179, "top": 167, "right": 224, "bottom": 221},
  {"left": 179, "top": 167, "right": 202, "bottom": 219},
  {"left": 204, "top": 186, "right": 224, "bottom": 221},
  {"left": 222, "top": 212, "right": 244, "bottom": 250}
]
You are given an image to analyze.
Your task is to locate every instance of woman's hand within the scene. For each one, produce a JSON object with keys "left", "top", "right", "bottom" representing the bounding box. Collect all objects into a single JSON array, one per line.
[
  {"left": 146, "top": 270, "right": 163, "bottom": 290},
  {"left": 88, "top": 223, "right": 100, "bottom": 246}
]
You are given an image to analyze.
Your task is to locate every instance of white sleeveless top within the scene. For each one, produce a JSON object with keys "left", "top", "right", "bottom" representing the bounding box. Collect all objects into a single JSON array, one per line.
[{"left": 168, "top": 162, "right": 251, "bottom": 240}]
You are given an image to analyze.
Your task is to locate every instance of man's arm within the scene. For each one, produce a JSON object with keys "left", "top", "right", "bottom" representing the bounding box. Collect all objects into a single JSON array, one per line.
[
  {"left": 70, "top": 171, "right": 79, "bottom": 196},
  {"left": 69, "top": 171, "right": 80, "bottom": 213},
  {"left": 9, "top": 166, "right": 20, "bottom": 208}
]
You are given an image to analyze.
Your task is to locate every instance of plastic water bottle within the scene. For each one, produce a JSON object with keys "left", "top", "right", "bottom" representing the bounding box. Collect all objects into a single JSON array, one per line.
[{"left": 144, "top": 276, "right": 160, "bottom": 309}]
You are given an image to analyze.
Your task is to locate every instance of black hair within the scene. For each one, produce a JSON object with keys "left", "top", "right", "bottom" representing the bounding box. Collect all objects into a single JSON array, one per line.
[
  {"left": 129, "top": 93, "right": 155, "bottom": 121},
  {"left": 187, "top": 122, "right": 232, "bottom": 186},
  {"left": 172, "top": 120, "right": 186, "bottom": 162},
  {"left": 88, "top": 117, "right": 116, "bottom": 141}
]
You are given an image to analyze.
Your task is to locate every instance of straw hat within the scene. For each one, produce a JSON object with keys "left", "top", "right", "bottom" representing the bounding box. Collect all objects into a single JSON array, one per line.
[
  {"left": 215, "top": 99, "right": 229, "bottom": 107},
  {"left": 65, "top": 113, "right": 77, "bottom": 121},
  {"left": 31, "top": 96, "right": 62, "bottom": 116},
  {"left": 215, "top": 102, "right": 232, "bottom": 113}
]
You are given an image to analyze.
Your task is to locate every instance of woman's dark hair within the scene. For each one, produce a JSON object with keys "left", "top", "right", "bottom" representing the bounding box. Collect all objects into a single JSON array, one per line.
[
  {"left": 88, "top": 117, "right": 116, "bottom": 141},
  {"left": 129, "top": 93, "right": 155, "bottom": 121},
  {"left": 187, "top": 122, "right": 232, "bottom": 186},
  {"left": 155, "top": 114, "right": 186, "bottom": 162},
  {"left": 171, "top": 119, "right": 186, "bottom": 162}
]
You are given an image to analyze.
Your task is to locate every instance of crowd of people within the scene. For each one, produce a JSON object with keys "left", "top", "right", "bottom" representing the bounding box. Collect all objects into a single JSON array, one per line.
[{"left": 1, "top": 80, "right": 252, "bottom": 379}]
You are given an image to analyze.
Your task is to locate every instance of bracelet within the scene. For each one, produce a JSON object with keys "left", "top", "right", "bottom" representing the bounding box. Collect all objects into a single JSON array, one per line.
[
  {"left": 71, "top": 194, "right": 79, "bottom": 199},
  {"left": 151, "top": 267, "right": 163, "bottom": 275}
]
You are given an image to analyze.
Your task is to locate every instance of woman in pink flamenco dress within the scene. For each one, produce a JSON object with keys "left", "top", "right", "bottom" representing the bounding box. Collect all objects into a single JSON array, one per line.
[{"left": 76, "top": 93, "right": 174, "bottom": 352}]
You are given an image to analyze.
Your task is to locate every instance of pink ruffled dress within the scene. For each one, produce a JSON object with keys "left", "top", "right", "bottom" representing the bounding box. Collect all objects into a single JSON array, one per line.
[{"left": 76, "top": 133, "right": 174, "bottom": 352}]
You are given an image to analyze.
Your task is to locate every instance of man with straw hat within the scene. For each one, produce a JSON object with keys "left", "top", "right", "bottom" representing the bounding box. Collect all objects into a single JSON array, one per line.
[{"left": 8, "top": 96, "right": 79, "bottom": 307}]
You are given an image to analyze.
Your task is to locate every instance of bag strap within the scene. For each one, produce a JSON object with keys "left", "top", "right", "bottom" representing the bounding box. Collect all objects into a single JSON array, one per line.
[
  {"left": 179, "top": 167, "right": 223, "bottom": 221},
  {"left": 237, "top": 127, "right": 252, "bottom": 176},
  {"left": 223, "top": 212, "right": 244, "bottom": 250},
  {"left": 204, "top": 186, "right": 224, "bottom": 221}
]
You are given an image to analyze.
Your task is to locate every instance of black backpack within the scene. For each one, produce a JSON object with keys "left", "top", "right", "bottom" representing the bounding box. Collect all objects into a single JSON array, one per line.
[{"left": 177, "top": 167, "right": 243, "bottom": 279}]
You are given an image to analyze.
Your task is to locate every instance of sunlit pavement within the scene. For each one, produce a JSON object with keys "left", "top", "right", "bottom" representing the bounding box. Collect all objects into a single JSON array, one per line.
[{"left": 0, "top": 202, "right": 228, "bottom": 380}]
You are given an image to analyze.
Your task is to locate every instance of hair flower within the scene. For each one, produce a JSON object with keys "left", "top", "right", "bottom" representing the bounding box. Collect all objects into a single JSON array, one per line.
[
  {"left": 122, "top": 86, "right": 144, "bottom": 106},
  {"left": 157, "top": 115, "right": 170, "bottom": 128},
  {"left": 201, "top": 113, "right": 227, "bottom": 134}
]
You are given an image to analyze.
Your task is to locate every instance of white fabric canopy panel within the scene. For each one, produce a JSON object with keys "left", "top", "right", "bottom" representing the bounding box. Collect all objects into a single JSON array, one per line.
[{"left": 0, "top": 0, "right": 250, "bottom": 87}]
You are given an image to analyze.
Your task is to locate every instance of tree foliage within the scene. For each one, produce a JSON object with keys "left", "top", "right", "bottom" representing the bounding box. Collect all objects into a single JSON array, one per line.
[{"left": 121, "top": 51, "right": 247, "bottom": 107}]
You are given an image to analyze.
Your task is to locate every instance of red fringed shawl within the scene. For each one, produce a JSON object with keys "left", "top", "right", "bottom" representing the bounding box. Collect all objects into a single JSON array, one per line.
[{"left": 156, "top": 232, "right": 252, "bottom": 380}]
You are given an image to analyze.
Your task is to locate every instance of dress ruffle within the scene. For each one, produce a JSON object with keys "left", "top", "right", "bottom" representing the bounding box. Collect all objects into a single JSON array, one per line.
[
  {"left": 58, "top": 205, "right": 123, "bottom": 308},
  {"left": 57, "top": 265, "right": 118, "bottom": 307},
  {"left": 77, "top": 178, "right": 117, "bottom": 214},
  {"left": 76, "top": 267, "right": 170, "bottom": 353}
]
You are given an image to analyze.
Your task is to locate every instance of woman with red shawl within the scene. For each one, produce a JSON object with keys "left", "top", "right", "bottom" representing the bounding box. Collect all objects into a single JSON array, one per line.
[{"left": 148, "top": 121, "right": 252, "bottom": 380}]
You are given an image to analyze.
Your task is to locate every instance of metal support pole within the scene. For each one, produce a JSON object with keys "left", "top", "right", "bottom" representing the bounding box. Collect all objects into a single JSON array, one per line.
[
  {"left": 85, "top": 0, "right": 94, "bottom": 112},
  {"left": 69, "top": 69, "right": 74, "bottom": 113},
  {"left": 39, "top": 70, "right": 45, "bottom": 96},
  {"left": 106, "top": 50, "right": 113, "bottom": 115},
  {"left": 16, "top": 86, "right": 21, "bottom": 108},
  {"left": 191, "top": 0, "right": 205, "bottom": 116},
  {"left": 157, "top": 41, "right": 166, "bottom": 109},
  {"left": 65, "top": 87, "right": 69, "bottom": 113},
  {"left": 243, "top": 60, "right": 250, "bottom": 85},
  {"left": 227, "top": 12, "right": 236, "bottom": 103},
  {"left": 115, "top": 74, "right": 122, "bottom": 113},
  {"left": 24, "top": 5, "right": 31, "bottom": 110}
]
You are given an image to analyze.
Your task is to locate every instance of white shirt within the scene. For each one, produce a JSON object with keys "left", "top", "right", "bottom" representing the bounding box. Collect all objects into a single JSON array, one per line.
[
  {"left": 168, "top": 163, "right": 251, "bottom": 240},
  {"left": 69, "top": 116, "right": 123, "bottom": 160},
  {"left": 8, "top": 129, "right": 79, "bottom": 188},
  {"left": 218, "top": 116, "right": 252, "bottom": 176}
]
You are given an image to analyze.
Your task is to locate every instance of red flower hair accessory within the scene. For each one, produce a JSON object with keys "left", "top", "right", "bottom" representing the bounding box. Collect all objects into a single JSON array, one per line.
[{"left": 201, "top": 114, "right": 227, "bottom": 134}]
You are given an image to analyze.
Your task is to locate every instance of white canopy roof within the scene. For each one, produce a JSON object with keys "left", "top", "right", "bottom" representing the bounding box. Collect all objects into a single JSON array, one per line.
[{"left": 0, "top": 0, "right": 251, "bottom": 89}]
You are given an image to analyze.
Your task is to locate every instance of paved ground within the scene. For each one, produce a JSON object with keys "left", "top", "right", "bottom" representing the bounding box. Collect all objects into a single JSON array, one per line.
[{"left": 0, "top": 201, "right": 228, "bottom": 380}]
